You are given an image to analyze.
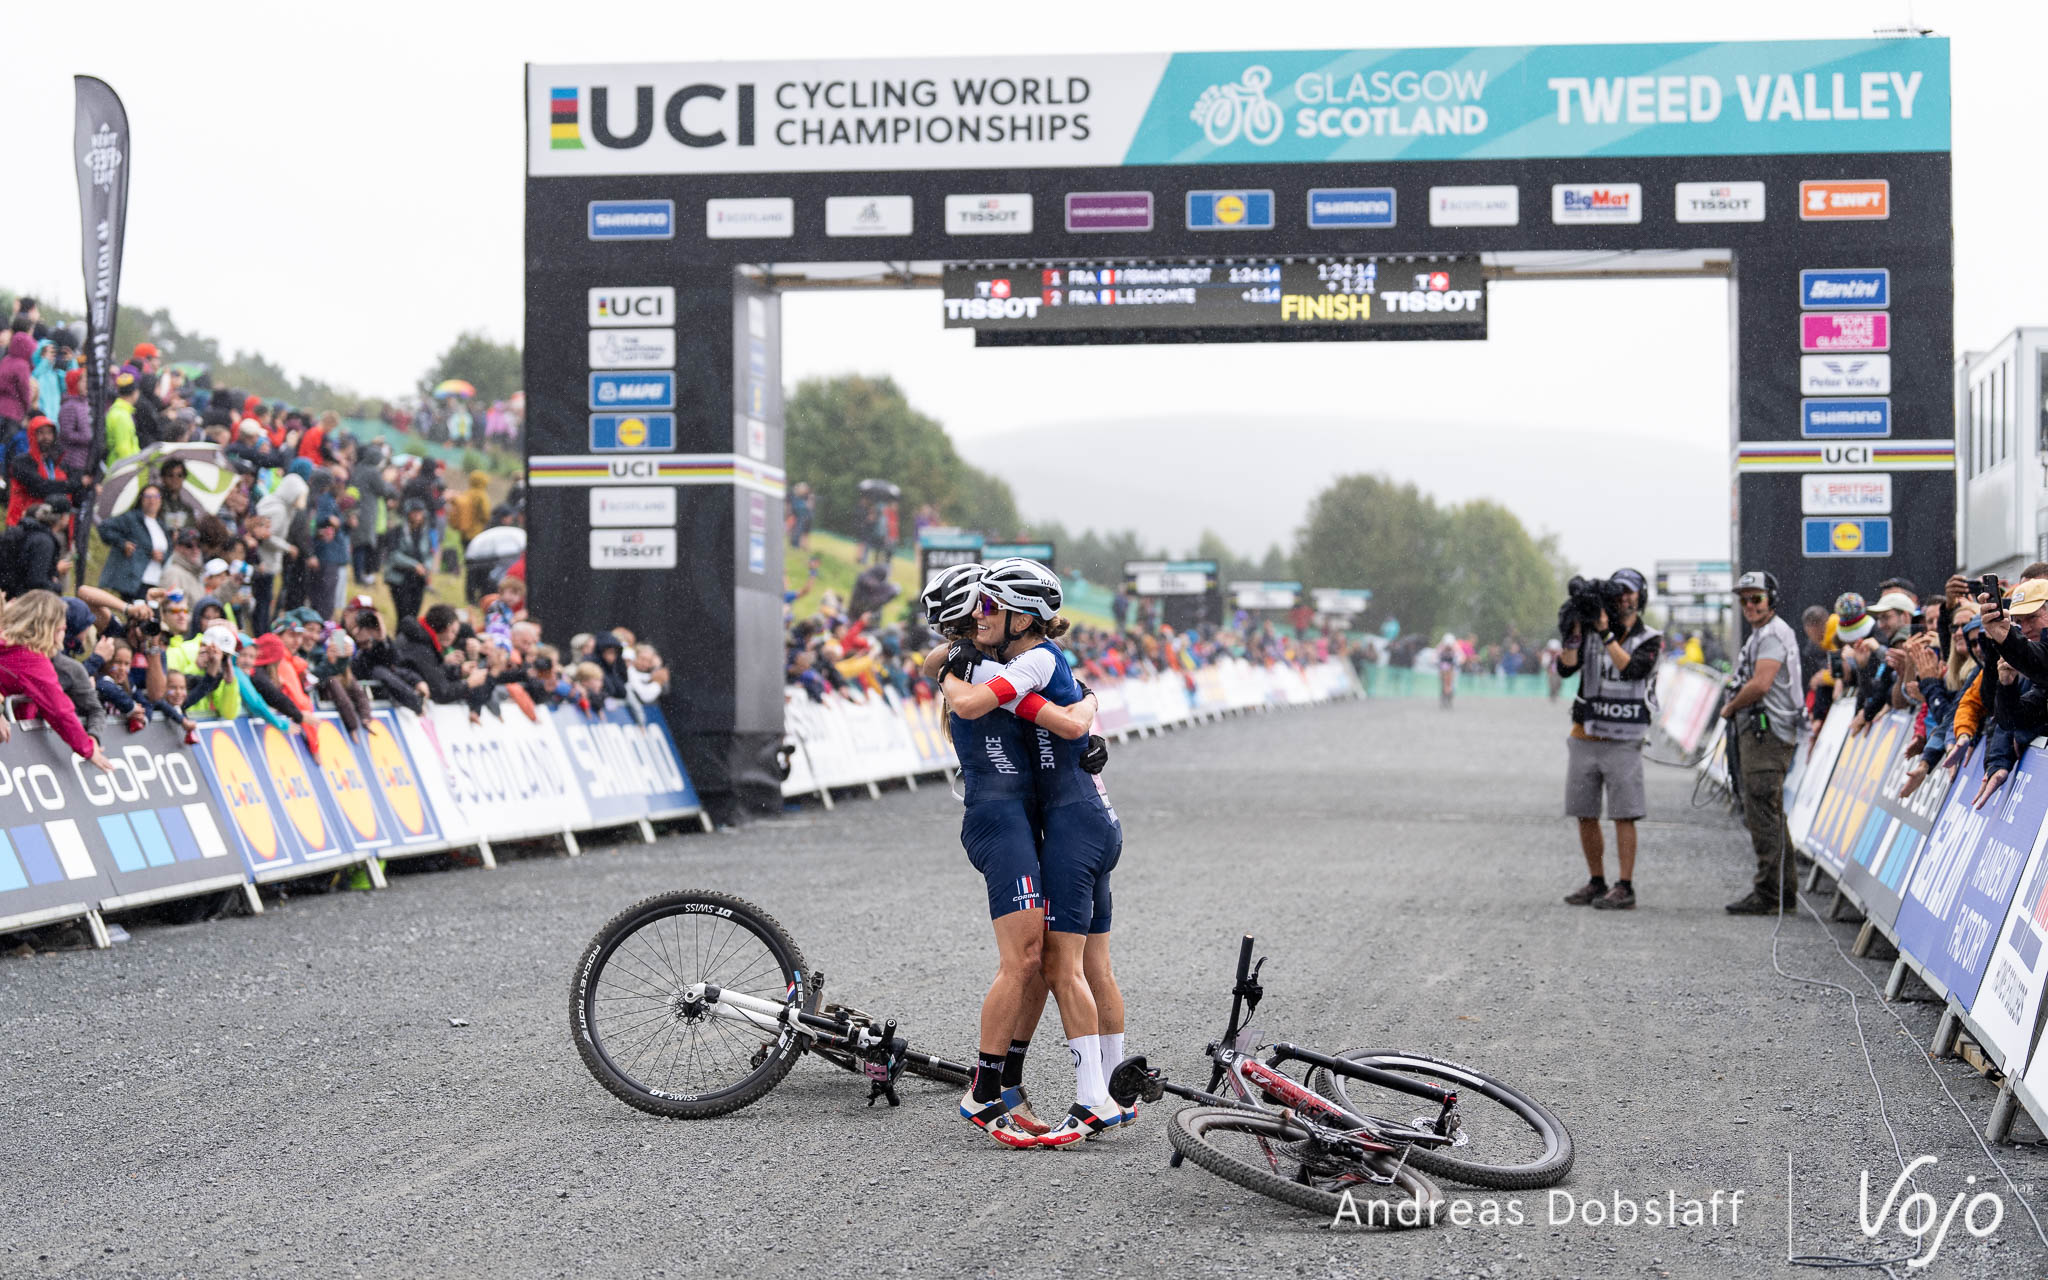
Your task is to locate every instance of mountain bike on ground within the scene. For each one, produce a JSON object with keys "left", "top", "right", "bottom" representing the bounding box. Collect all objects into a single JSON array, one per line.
[
  {"left": 1109, "top": 935, "right": 1573, "bottom": 1220},
  {"left": 570, "top": 890, "right": 968, "bottom": 1118}
]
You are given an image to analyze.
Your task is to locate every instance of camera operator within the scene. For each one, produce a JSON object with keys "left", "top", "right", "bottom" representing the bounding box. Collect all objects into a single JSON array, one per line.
[
  {"left": 1554, "top": 567, "right": 1661, "bottom": 910},
  {"left": 1720, "top": 571, "right": 1803, "bottom": 915}
]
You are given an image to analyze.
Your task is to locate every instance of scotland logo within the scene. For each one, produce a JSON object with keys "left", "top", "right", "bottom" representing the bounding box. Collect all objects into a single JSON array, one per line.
[{"left": 1191, "top": 66, "right": 1283, "bottom": 147}]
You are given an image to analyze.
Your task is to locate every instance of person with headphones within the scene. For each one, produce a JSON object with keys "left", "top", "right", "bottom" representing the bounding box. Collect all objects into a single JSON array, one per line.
[
  {"left": 1721, "top": 570, "right": 1805, "bottom": 914},
  {"left": 1554, "top": 567, "right": 1661, "bottom": 910}
]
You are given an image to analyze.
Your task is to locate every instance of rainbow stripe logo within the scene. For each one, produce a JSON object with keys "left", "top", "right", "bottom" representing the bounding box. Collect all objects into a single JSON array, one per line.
[{"left": 549, "top": 87, "right": 583, "bottom": 151}]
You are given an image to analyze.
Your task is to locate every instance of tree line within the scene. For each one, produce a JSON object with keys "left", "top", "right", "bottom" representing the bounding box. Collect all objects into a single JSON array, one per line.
[{"left": 788, "top": 373, "right": 1568, "bottom": 641}]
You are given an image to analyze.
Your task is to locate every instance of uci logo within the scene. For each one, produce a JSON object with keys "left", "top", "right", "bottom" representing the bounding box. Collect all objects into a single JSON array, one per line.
[{"left": 564, "top": 84, "right": 757, "bottom": 149}]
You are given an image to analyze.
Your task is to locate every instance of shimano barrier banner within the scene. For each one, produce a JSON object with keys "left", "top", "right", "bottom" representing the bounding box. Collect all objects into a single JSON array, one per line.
[
  {"left": 529, "top": 40, "right": 1948, "bottom": 175},
  {"left": 547, "top": 703, "right": 702, "bottom": 826},
  {"left": 0, "top": 720, "right": 236, "bottom": 926},
  {"left": 1894, "top": 753, "right": 2043, "bottom": 1004}
]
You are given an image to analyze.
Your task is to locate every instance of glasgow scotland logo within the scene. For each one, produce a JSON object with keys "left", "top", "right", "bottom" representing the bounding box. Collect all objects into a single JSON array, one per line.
[{"left": 1192, "top": 66, "right": 1283, "bottom": 146}]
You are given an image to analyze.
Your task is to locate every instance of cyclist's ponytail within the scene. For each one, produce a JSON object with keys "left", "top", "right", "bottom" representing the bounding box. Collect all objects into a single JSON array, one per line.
[{"left": 1042, "top": 616, "right": 1071, "bottom": 641}]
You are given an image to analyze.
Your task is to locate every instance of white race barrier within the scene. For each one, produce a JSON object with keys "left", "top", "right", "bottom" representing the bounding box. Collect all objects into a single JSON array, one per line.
[{"left": 780, "top": 657, "right": 1363, "bottom": 801}]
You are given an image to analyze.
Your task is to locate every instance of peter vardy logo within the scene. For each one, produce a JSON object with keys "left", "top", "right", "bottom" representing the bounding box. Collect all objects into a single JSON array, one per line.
[{"left": 1191, "top": 66, "right": 1284, "bottom": 147}]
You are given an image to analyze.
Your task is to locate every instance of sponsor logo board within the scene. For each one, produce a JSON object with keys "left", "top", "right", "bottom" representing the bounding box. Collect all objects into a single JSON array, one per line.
[
  {"left": 944, "top": 193, "right": 1032, "bottom": 234},
  {"left": 588, "top": 329, "right": 675, "bottom": 370},
  {"left": 588, "top": 286, "right": 675, "bottom": 326},
  {"left": 590, "top": 528, "right": 679, "bottom": 569},
  {"left": 588, "top": 413, "right": 675, "bottom": 452},
  {"left": 1737, "top": 440, "right": 1951, "bottom": 472},
  {"left": 588, "top": 371, "right": 675, "bottom": 411},
  {"left": 1065, "top": 191, "right": 1153, "bottom": 232},
  {"left": 1429, "top": 185, "right": 1517, "bottom": 226},
  {"left": 1800, "top": 268, "right": 1889, "bottom": 309},
  {"left": 1551, "top": 183, "right": 1641, "bottom": 224},
  {"left": 1306, "top": 187, "right": 1396, "bottom": 227},
  {"left": 1800, "top": 354, "right": 1890, "bottom": 395},
  {"left": 706, "top": 196, "right": 794, "bottom": 238},
  {"left": 589, "top": 487, "right": 678, "bottom": 528},
  {"left": 1801, "top": 397, "right": 1890, "bottom": 438},
  {"left": 1673, "top": 181, "right": 1764, "bottom": 222},
  {"left": 1801, "top": 311, "right": 1889, "bottom": 352},
  {"left": 1800, "top": 179, "right": 1889, "bottom": 219},
  {"left": 1803, "top": 516, "right": 1892, "bottom": 556},
  {"left": 824, "top": 195, "right": 913, "bottom": 236},
  {"left": 587, "top": 199, "right": 674, "bottom": 240},
  {"left": 1802, "top": 472, "right": 1892, "bottom": 514},
  {"left": 1186, "top": 189, "right": 1274, "bottom": 229}
]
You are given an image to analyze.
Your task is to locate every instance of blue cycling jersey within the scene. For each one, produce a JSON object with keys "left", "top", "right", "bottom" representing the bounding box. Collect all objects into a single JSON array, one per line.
[{"left": 946, "top": 650, "right": 1035, "bottom": 807}]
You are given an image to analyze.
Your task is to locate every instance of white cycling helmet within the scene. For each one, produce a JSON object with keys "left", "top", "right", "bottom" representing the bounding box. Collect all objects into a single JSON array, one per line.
[
  {"left": 980, "top": 557, "right": 1062, "bottom": 620},
  {"left": 920, "top": 561, "right": 987, "bottom": 624}
]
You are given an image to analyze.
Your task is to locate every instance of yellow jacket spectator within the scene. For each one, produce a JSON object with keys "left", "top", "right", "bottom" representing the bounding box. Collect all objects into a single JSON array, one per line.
[{"left": 105, "top": 373, "right": 141, "bottom": 464}]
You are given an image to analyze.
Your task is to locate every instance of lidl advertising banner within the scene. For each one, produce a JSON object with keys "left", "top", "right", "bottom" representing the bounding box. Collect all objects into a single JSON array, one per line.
[
  {"left": 1788, "top": 703, "right": 1855, "bottom": 852},
  {"left": 1894, "top": 754, "right": 2041, "bottom": 1004},
  {"left": 1964, "top": 773, "right": 2048, "bottom": 1073},
  {"left": 191, "top": 720, "right": 367, "bottom": 881},
  {"left": 1804, "top": 710, "right": 1937, "bottom": 926},
  {"left": 531, "top": 40, "right": 1947, "bottom": 175}
]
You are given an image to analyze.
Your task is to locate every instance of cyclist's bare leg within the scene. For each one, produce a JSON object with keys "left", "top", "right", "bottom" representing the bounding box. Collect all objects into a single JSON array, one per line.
[
  {"left": 1082, "top": 933, "right": 1122, "bottom": 1036},
  {"left": 981, "top": 909, "right": 1045, "bottom": 1057},
  {"left": 1009, "top": 968, "right": 1049, "bottom": 1043},
  {"left": 1614, "top": 819, "right": 1636, "bottom": 882},
  {"left": 1041, "top": 931, "right": 1098, "bottom": 1039}
]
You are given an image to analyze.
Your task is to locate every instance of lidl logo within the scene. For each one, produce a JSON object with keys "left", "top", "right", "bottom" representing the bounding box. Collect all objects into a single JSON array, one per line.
[
  {"left": 313, "top": 720, "right": 381, "bottom": 841},
  {"left": 262, "top": 725, "right": 330, "bottom": 850},
  {"left": 590, "top": 413, "right": 675, "bottom": 452},
  {"left": 367, "top": 726, "right": 428, "bottom": 837},
  {"left": 1187, "top": 189, "right": 1273, "bottom": 230},
  {"left": 1803, "top": 516, "right": 1892, "bottom": 557},
  {"left": 208, "top": 729, "right": 277, "bottom": 862}
]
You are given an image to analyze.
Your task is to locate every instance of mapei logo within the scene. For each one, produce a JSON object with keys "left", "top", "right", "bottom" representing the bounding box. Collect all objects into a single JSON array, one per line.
[{"left": 549, "top": 83, "right": 757, "bottom": 150}]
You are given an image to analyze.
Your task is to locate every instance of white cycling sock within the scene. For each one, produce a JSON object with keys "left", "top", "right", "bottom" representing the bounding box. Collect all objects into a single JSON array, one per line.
[
  {"left": 1068, "top": 1034, "right": 1109, "bottom": 1107},
  {"left": 1099, "top": 1031, "right": 1126, "bottom": 1086}
]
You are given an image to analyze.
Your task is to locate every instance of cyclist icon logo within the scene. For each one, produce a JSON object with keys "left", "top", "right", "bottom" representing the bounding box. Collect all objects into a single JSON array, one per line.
[{"left": 1191, "top": 66, "right": 1284, "bottom": 148}]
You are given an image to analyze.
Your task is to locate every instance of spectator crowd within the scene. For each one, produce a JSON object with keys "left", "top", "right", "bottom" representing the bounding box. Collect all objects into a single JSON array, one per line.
[{"left": 0, "top": 297, "right": 664, "bottom": 776}]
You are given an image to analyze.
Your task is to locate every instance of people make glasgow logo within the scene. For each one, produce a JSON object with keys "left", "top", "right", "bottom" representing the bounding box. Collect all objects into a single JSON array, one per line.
[
  {"left": 82, "top": 123, "right": 122, "bottom": 190},
  {"left": 1191, "top": 67, "right": 1284, "bottom": 147}
]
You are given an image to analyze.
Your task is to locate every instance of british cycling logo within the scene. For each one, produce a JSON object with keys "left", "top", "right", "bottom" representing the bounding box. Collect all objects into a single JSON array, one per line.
[{"left": 1191, "top": 67, "right": 1284, "bottom": 147}]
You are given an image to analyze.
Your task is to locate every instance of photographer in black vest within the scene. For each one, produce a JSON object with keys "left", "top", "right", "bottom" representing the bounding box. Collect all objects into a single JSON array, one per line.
[{"left": 1553, "top": 567, "right": 1662, "bottom": 910}]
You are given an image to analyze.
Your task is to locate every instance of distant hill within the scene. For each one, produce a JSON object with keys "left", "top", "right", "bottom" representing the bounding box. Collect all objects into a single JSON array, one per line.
[{"left": 957, "top": 413, "right": 1729, "bottom": 577}]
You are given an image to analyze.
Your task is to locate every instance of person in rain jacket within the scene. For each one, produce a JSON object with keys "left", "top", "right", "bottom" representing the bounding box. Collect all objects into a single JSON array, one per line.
[
  {"left": 7, "top": 418, "right": 87, "bottom": 527},
  {"left": 448, "top": 470, "right": 491, "bottom": 546},
  {"left": 103, "top": 373, "right": 142, "bottom": 465},
  {"left": 0, "top": 331, "right": 38, "bottom": 438},
  {"left": 56, "top": 369, "right": 93, "bottom": 474},
  {"left": 32, "top": 340, "right": 68, "bottom": 422}
]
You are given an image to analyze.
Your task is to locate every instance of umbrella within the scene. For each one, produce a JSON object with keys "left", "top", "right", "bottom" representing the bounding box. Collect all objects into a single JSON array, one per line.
[
  {"left": 857, "top": 478, "right": 901, "bottom": 501},
  {"left": 95, "top": 442, "right": 236, "bottom": 521},
  {"left": 463, "top": 525, "right": 527, "bottom": 563},
  {"left": 433, "top": 379, "right": 476, "bottom": 399}
]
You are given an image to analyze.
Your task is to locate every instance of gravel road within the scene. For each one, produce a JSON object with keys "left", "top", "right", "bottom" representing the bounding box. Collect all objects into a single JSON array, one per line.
[{"left": 4, "top": 697, "right": 2043, "bottom": 1279}]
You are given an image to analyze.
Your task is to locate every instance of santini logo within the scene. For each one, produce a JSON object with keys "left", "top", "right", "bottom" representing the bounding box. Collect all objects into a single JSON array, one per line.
[{"left": 552, "top": 84, "right": 757, "bottom": 149}]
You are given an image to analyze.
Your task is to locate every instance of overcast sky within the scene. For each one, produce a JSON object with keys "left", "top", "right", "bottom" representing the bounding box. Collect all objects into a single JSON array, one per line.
[{"left": 1, "top": 0, "right": 2035, "bottom": 568}]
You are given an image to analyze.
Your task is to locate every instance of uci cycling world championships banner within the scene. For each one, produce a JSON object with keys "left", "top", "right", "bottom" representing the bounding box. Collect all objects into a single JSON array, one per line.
[{"left": 529, "top": 39, "right": 1949, "bottom": 176}]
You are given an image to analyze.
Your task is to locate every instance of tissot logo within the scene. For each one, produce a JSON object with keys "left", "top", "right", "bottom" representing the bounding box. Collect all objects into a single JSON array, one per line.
[{"left": 557, "top": 84, "right": 758, "bottom": 149}]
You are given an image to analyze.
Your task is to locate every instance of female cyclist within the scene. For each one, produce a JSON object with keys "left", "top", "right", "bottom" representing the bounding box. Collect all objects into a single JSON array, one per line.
[
  {"left": 918, "top": 563, "right": 1050, "bottom": 1148},
  {"left": 1437, "top": 631, "right": 1461, "bottom": 710},
  {"left": 942, "top": 559, "right": 1127, "bottom": 1145}
]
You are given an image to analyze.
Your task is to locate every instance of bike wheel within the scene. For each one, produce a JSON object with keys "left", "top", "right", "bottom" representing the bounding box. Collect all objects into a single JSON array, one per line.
[
  {"left": 570, "top": 890, "right": 808, "bottom": 1119},
  {"left": 1166, "top": 1106, "right": 1442, "bottom": 1224},
  {"left": 1312, "top": 1049, "right": 1573, "bottom": 1190}
]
